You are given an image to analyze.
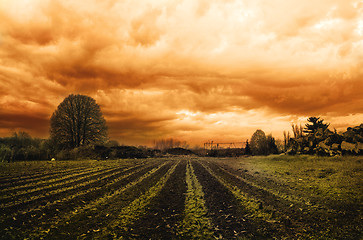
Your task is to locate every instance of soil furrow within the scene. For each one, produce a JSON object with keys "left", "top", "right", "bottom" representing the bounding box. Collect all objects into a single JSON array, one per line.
[
  {"left": 0, "top": 165, "right": 120, "bottom": 201},
  {"left": 0, "top": 163, "right": 148, "bottom": 216},
  {"left": 2, "top": 163, "right": 150, "bottom": 218},
  {"left": 0, "top": 161, "right": 163, "bottom": 240},
  {"left": 123, "top": 160, "right": 187, "bottom": 239},
  {"left": 0, "top": 166, "right": 90, "bottom": 189},
  {"left": 0, "top": 157, "right": 359, "bottom": 240},
  {"left": 95, "top": 161, "right": 180, "bottom": 239},
  {"left": 203, "top": 161, "right": 302, "bottom": 222},
  {"left": 0, "top": 160, "right": 148, "bottom": 188},
  {"left": 205, "top": 160, "right": 363, "bottom": 239},
  {"left": 40, "top": 161, "right": 174, "bottom": 240},
  {"left": 191, "top": 160, "right": 273, "bottom": 239}
]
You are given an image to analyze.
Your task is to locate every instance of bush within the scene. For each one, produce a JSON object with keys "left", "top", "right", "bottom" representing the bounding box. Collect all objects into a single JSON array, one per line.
[
  {"left": 0, "top": 145, "right": 12, "bottom": 162},
  {"left": 164, "top": 148, "right": 195, "bottom": 155},
  {"left": 55, "top": 150, "right": 72, "bottom": 160},
  {"left": 110, "top": 146, "right": 149, "bottom": 159},
  {"left": 207, "top": 148, "right": 244, "bottom": 157}
]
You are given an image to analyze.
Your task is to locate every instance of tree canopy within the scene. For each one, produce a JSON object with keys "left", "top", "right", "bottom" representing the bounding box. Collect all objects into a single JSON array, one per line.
[
  {"left": 250, "top": 129, "right": 268, "bottom": 155},
  {"left": 303, "top": 117, "right": 329, "bottom": 135},
  {"left": 50, "top": 94, "right": 108, "bottom": 149},
  {"left": 285, "top": 117, "right": 363, "bottom": 155}
]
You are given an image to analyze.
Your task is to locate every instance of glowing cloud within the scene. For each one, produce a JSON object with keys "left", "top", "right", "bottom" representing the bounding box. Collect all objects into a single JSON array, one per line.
[{"left": 0, "top": 0, "right": 362, "bottom": 145}]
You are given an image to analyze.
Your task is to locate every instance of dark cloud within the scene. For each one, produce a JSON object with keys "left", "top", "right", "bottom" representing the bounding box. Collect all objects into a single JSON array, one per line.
[
  {"left": 0, "top": 0, "right": 362, "bottom": 145},
  {"left": 106, "top": 116, "right": 175, "bottom": 145},
  {"left": 0, "top": 110, "right": 49, "bottom": 137}
]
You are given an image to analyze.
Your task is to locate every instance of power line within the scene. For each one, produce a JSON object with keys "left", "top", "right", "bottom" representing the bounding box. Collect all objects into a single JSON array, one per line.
[{"left": 203, "top": 140, "right": 246, "bottom": 150}]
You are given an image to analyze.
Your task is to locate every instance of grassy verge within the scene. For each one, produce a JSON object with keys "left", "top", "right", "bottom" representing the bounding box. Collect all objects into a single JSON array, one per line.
[
  {"left": 179, "top": 160, "right": 214, "bottom": 239},
  {"left": 209, "top": 155, "right": 363, "bottom": 239},
  {"left": 221, "top": 155, "right": 362, "bottom": 205}
]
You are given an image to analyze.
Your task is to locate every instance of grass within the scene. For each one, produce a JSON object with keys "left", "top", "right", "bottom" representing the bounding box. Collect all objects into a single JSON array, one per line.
[
  {"left": 214, "top": 155, "right": 363, "bottom": 239},
  {"left": 180, "top": 160, "right": 214, "bottom": 239},
  {"left": 230, "top": 155, "right": 362, "bottom": 204}
]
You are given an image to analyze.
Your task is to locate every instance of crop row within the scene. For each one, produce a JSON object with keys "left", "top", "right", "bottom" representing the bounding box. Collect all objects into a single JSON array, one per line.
[
  {"left": 0, "top": 165, "right": 121, "bottom": 201},
  {"left": 1, "top": 158, "right": 360, "bottom": 239},
  {"left": 0, "top": 160, "right": 162, "bottom": 239},
  {"left": 42, "top": 161, "right": 176, "bottom": 239},
  {"left": 199, "top": 159, "right": 362, "bottom": 239},
  {"left": 122, "top": 160, "right": 188, "bottom": 239},
  {"left": 0, "top": 165, "right": 147, "bottom": 215},
  {"left": 0, "top": 160, "right": 148, "bottom": 188},
  {"left": 0, "top": 166, "right": 90, "bottom": 189},
  {"left": 0, "top": 159, "right": 300, "bottom": 239}
]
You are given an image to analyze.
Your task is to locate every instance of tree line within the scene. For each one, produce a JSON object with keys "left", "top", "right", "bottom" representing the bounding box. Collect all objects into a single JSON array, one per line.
[
  {"left": 0, "top": 94, "right": 362, "bottom": 161},
  {"left": 243, "top": 117, "right": 363, "bottom": 156},
  {"left": 0, "top": 94, "right": 110, "bottom": 162},
  {"left": 283, "top": 117, "right": 363, "bottom": 156}
]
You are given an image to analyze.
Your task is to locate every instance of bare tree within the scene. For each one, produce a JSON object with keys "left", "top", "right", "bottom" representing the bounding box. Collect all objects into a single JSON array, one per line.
[
  {"left": 283, "top": 131, "right": 291, "bottom": 152},
  {"left": 292, "top": 124, "right": 304, "bottom": 138},
  {"left": 283, "top": 131, "right": 287, "bottom": 151},
  {"left": 153, "top": 138, "right": 188, "bottom": 151},
  {"left": 50, "top": 94, "right": 108, "bottom": 148}
]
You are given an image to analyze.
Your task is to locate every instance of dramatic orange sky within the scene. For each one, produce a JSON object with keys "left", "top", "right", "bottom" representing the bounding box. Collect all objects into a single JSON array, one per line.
[{"left": 0, "top": 0, "right": 362, "bottom": 146}]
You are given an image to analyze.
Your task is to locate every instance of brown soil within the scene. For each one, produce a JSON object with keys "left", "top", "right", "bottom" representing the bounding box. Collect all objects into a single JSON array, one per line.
[
  {"left": 0, "top": 158, "right": 361, "bottom": 240},
  {"left": 191, "top": 160, "right": 273, "bottom": 239},
  {"left": 0, "top": 162, "right": 160, "bottom": 239},
  {"left": 120, "top": 160, "right": 187, "bottom": 239},
  {"left": 44, "top": 161, "right": 173, "bottom": 240},
  {"left": 205, "top": 159, "right": 362, "bottom": 240}
]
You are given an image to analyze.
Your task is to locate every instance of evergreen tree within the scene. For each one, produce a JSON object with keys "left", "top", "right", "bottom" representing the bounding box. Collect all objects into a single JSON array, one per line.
[{"left": 244, "top": 139, "right": 251, "bottom": 155}]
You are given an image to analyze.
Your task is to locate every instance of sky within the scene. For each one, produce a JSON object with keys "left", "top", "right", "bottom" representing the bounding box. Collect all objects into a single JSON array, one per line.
[{"left": 0, "top": 0, "right": 362, "bottom": 146}]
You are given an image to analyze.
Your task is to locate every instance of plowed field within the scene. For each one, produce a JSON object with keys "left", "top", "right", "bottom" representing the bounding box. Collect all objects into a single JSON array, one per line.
[{"left": 0, "top": 156, "right": 361, "bottom": 239}]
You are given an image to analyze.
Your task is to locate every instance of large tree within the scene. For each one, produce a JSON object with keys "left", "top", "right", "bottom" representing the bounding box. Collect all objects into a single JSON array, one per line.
[{"left": 50, "top": 94, "right": 108, "bottom": 148}]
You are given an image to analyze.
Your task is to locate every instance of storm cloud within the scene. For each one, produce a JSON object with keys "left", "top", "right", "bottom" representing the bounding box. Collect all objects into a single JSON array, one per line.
[{"left": 0, "top": 0, "right": 362, "bottom": 145}]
